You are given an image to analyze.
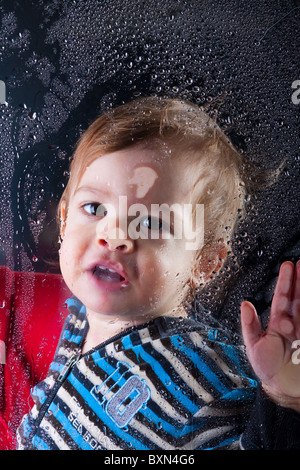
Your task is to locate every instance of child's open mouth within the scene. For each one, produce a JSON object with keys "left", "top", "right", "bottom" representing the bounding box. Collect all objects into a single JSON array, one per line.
[
  {"left": 93, "top": 265, "right": 126, "bottom": 283},
  {"left": 88, "top": 262, "right": 129, "bottom": 292}
]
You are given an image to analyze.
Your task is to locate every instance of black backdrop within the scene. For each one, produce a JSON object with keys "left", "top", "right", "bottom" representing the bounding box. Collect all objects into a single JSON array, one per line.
[{"left": 0, "top": 0, "right": 299, "bottom": 332}]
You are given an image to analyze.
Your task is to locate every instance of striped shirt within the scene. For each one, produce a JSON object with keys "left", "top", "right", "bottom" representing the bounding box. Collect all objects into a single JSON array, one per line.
[{"left": 16, "top": 297, "right": 257, "bottom": 450}]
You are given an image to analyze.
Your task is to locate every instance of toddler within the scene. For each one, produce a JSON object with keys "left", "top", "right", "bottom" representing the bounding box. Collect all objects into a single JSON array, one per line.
[{"left": 17, "top": 96, "right": 300, "bottom": 450}]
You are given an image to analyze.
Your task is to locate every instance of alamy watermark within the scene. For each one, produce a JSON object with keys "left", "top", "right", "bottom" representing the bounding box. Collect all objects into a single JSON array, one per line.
[
  {"left": 0, "top": 340, "right": 5, "bottom": 365},
  {"left": 291, "top": 80, "right": 300, "bottom": 105},
  {"left": 94, "top": 197, "right": 205, "bottom": 251},
  {"left": 0, "top": 80, "right": 6, "bottom": 105},
  {"left": 291, "top": 340, "right": 300, "bottom": 364},
  {"left": 267, "top": 341, "right": 300, "bottom": 366}
]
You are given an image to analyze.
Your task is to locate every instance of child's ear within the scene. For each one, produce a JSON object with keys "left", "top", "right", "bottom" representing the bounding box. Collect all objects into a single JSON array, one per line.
[{"left": 190, "top": 240, "right": 227, "bottom": 288}]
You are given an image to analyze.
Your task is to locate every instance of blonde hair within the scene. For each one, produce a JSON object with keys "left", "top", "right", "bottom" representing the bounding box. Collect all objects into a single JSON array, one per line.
[{"left": 58, "top": 96, "right": 253, "bottom": 251}]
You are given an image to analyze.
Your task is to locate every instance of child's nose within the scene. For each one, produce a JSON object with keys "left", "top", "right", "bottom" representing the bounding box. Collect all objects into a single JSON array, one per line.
[{"left": 96, "top": 224, "right": 134, "bottom": 252}]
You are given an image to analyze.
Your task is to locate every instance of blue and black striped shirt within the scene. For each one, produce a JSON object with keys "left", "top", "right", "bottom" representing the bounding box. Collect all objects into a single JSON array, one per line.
[{"left": 17, "top": 297, "right": 257, "bottom": 450}]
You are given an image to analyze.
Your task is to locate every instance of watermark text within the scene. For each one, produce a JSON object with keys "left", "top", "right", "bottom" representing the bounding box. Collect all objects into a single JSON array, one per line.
[
  {"left": 0, "top": 80, "right": 6, "bottom": 104},
  {"left": 291, "top": 80, "right": 300, "bottom": 105},
  {"left": 0, "top": 340, "right": 5, "bottom": 364},
  {"left": 92, "top": 197, "right": 204, "bottom": 251}
]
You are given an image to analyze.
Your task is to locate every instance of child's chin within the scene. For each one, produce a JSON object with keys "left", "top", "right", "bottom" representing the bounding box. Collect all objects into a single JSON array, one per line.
[{"left": 82, "top": 290, "right": 133, "bottom": 317}]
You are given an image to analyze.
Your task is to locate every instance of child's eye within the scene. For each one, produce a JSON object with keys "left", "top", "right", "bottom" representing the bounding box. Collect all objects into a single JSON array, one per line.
[
  {"left": 142, "top": 216, "right": 162, "bottom": 231},
  {"left": 141, "top": 216, "right": 170, "bottom": 233},
  {"left": 82, "top": 203, "right": 107, "bottom": 217}
]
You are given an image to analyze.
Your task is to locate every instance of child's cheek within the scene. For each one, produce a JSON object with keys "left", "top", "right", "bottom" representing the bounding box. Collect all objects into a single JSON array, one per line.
[
  {"left": 59, "top": 239, "right": 71, "bottom": 275},
  {"left": 59, "top": 229, "right": 82, "bottom": 271},
  {"left": 140, "top": 248, "right": 172, "bottom": 287}
]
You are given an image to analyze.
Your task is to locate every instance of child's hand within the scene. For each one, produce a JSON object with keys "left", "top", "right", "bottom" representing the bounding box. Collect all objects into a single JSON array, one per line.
[{"left": 241, "top": 260, "right": 300, "bottom": 412}]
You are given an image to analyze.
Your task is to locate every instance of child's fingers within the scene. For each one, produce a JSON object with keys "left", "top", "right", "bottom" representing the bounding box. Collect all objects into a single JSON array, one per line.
[
  {"left": 268, "top": 261, "right": 299, "bottom": 341},
  {"left": 270, "top": 261, "right": 294, "bottom": 321},
  {"left": 291, "top": 260, "right": 300, "bottom": 334},
  {"left": 240, "top": 301, "right": 262, "bottom": 351},
  {"left": 292, "top": 260, "right": 300, "bottom": 306}
]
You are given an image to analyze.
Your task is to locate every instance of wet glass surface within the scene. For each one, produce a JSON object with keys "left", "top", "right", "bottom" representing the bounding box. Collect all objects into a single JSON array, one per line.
[{"left": 0, "top": 0, "right": 299, "bottom": 451}]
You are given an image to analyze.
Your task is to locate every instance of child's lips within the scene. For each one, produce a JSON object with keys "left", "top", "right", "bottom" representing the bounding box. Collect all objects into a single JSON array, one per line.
[
  {"left": 86, "top": 259, "right": 129, "bottom": 288},
  {"left": 93, "top": 266, "right": 125, "bottom": 283}
]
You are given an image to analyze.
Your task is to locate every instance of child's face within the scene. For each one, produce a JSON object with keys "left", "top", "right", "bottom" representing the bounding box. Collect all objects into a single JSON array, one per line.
[{"left": 59, "top": 145, "right": 202, "bottom": 324}]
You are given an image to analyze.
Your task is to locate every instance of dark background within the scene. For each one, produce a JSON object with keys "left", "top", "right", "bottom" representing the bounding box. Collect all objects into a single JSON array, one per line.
[{"left": 0, "top": 0, "right": 299, "bottom": 332}]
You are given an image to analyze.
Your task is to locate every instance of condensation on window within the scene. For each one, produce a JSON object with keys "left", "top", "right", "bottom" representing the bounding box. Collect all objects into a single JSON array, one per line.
[
  {"left": 0, "top": 0, "right": 299, "bottom": 448},
  {"left": 0, "top": 1, "right": 298, "bottom": 318}
]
